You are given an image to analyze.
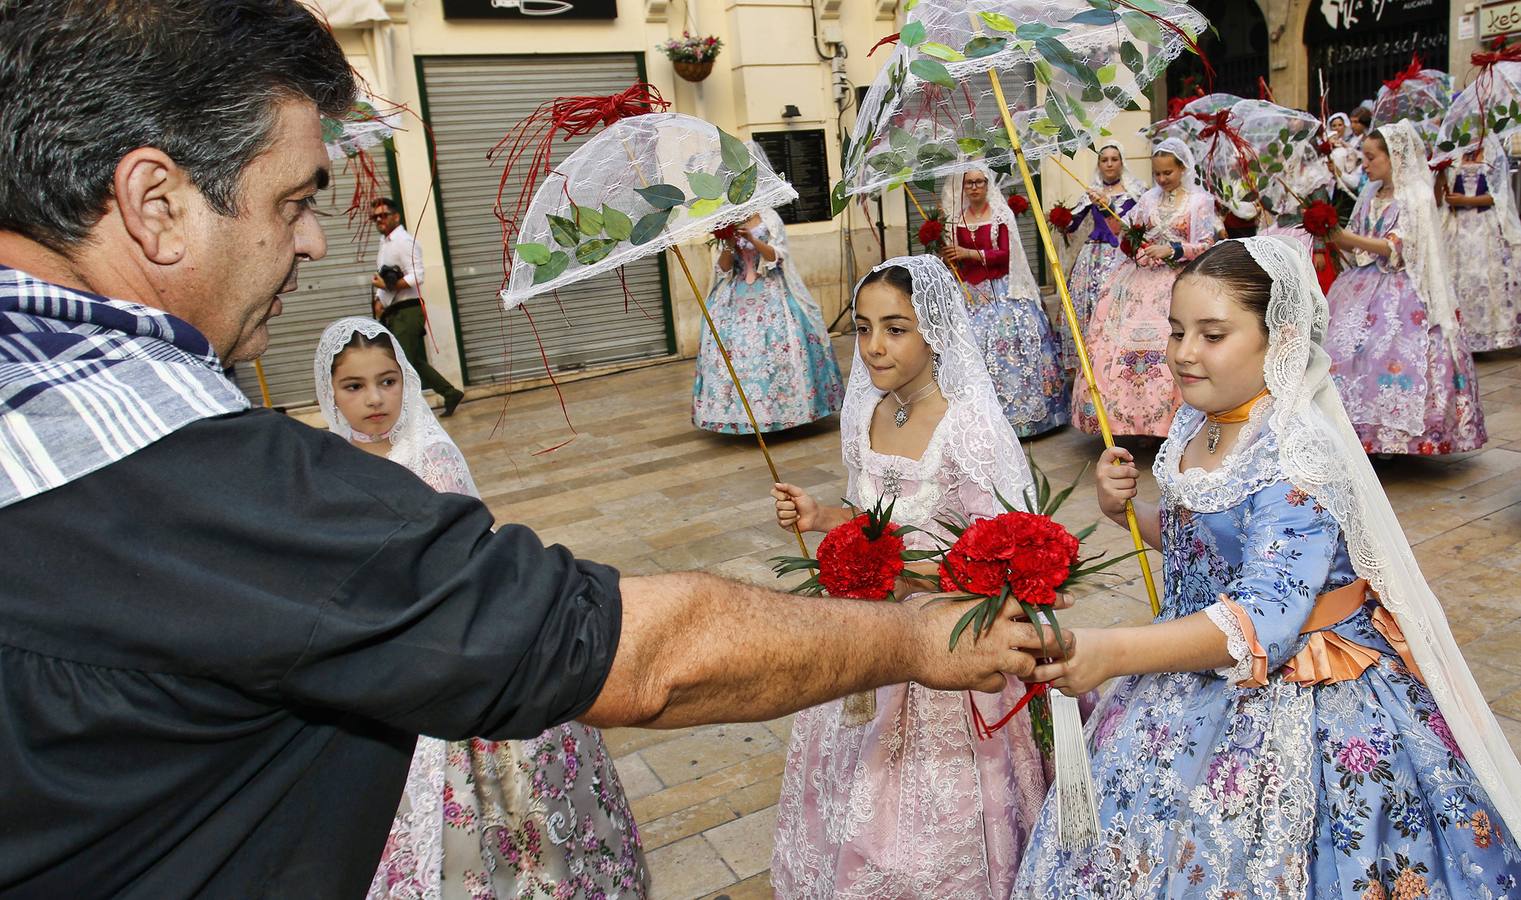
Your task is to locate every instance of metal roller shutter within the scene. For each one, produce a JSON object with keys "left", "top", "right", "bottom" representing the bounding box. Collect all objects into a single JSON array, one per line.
[
  {"left": 234, "top": 151, "right": 394, "bottom": 407},
  {"left": 419, "top": 54, "right": 673, "bottom": 386}
]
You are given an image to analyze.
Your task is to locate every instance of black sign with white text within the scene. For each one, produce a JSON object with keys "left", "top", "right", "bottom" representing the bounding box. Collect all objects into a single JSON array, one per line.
[
  {"left": 1305, "top": 0, "right": 1448, "bottom": 40},
  {"left": 441, "top": 0, "right": 617, "bottom": 20}
]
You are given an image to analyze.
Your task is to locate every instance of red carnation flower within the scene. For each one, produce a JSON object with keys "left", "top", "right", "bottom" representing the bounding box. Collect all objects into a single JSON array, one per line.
[
  {"left": 1302, "top": 200, "right": 1339, "bottom": 238},
  {"left": 1007, "top": 193, "right": 1030, "bottom": 215},
  {"left": 938, "top": 511, "right": 1079, "bottom": 607},
  {"left": 1048, "top": 203, "right": 1074, "bottom": 231},
  {"left": 917, "top": 218, "right": 945, "bottom": 250},
  {"left": 816, "top": 514, "right": 906, "bottom": 601}
]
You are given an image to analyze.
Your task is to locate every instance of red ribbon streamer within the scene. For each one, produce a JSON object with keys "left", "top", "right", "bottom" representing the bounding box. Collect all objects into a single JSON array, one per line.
[
  {"left": 868, "top": 31, "right": 900, "bottom": 57},
  {"left": 1194, "top": 108, "right": 1257, "bottom": 186},
  {"left": 1382, "top": 53, "right": 1426, "bottom": 93},
  {"left": 971, "top": 682, "right": 1049, "bottom": 740},
  {"left": 1471, "top": 36, "right": 1521, "bottom": 68}
]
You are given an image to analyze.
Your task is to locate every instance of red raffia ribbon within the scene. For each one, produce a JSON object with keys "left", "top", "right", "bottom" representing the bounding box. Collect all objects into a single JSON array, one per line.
[
  {"left": 342, "top": 147, "right": 382, "bottom": 254},
  {"left": 1195, "top": 108, "right": 1257, "bottom": 185},
  {"left": 1469, "top": 38, "right": 1521, "bottom": 143},
  {"left": 1382, "top": 53, "right": 1426, "bottom": 93},
  {"left": 868, "top": 31, "right": 900, "bottom": 57},
  {"left": 971, "top": 681, "right": 1049, "bottom": 740},
  {"left": 1257, "top": 76, "right": 1275, "bottom": 102},
  {"left": 488, "top": 82, "right": 670, "bottom": 258},
  {"left": 1115, "top": 0, "right": 1214, "bottom": 89}
]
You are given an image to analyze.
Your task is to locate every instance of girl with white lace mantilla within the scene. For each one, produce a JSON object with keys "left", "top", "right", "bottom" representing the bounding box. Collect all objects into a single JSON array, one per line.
[
  {"left": 1324, "top": 121, "right": 1487, "bottom": 455},
  {"left": 314, "top": 318, "right": 648, "bottom": 900},
  {"left": 1013, "top": 239, "right": 1521, "bottom": 899},
  {"left": 1074, "top": 138, "right": 1222, "bottom": 437},
  {"left": 1441, "top": 133, "right": 1521, "bottom": 352},
  {"left": 769, "top": 257, "right": 1051, "bottom": 899}
]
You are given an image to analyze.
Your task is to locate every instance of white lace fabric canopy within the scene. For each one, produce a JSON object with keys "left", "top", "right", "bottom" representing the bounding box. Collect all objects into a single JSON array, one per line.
[
  {"left": 322, "top": 94, "right": 403, "bottom": 161},
  {"left": 1370, "top": 67, "right": 1454, "bottom": 148},
  {"left": 842, "top": 254, "right": 1033, "bottom": 510},
  {"left": 1435, "top": 60, "right": 1521, "bottom": 161},
  {"left": 1231, "top": 235, "right": 1521, "bottom": 835},
  {"left": 313, "top": 317, "right": 478, "bottom": 496},
  {"left": 502, "top": 113, "right": 797, "bottom": 309},
  {"left": 840, "top": 0, "right": 1209, "bottom": 198}
]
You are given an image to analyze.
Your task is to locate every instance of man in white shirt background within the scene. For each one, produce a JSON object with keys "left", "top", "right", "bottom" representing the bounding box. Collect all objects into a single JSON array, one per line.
[{"left": 371, "top": 197, "right": 464, "bottom": 416}]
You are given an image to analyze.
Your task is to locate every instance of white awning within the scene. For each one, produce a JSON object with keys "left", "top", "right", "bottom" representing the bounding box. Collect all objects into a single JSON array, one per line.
[{"left": 302, "top": 0, "right": 389, "bottom": 29}]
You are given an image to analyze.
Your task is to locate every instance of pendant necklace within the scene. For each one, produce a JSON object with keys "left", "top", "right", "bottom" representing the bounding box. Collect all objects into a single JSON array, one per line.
[
  {"left": 890, "top": 382, "right": 938, "bottom": 427},
  {"left": 1205, "top": 387, "right": 1270, "bottom": 453}
]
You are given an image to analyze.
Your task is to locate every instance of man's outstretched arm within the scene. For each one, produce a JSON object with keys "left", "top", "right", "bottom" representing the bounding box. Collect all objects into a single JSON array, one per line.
[{"left": 580, "top": 572, "right": 1043, "bottom": 729}]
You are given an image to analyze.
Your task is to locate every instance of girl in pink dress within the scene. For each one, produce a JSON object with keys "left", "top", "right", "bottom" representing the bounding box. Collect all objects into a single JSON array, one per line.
[
  {"left": 1074, "top": 138, "right": 1222, "bottom": 437},
  {"left": 769, "top": 256, "right": 1049, "bottom": 899}
]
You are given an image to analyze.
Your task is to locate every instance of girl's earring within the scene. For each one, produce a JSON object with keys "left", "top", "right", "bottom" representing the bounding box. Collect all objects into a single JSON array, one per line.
[{"left": 931, "top": 353, "right": 941, "bottom": 381}]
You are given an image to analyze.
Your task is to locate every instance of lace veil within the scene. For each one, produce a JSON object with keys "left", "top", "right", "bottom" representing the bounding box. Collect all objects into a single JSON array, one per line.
[
  {"left": 1469, "top": 134, "right": 1521, "bottom": 246},
  {"left": 1150, "top": 136, "right": 1201, "bottom": 191},
  {"left": 313, "top": 317, "right": 479, "bottom": 498},
  {"left": 939, "top": 163, "right": 1041, "bottom": 299},
  {"left": 1087, "top": 139, "right": 1147, "bottom": 198},
  {"left": 1242, "top": 235, "right": 1521, "bottom": 833},
  {"left": 842, "top": 255, "right": 1033, "bottom": 510},
  {"left": 1376, "top": 121, "right": 1461, "bottom": 355}
]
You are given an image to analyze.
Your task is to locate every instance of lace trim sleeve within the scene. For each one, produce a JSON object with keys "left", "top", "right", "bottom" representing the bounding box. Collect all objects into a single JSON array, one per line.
[{"left": 1205, "top": 599, "right": 1263, "bottom": 687}]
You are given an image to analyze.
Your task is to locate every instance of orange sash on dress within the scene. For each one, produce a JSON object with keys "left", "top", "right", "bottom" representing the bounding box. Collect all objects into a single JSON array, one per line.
[{"left": 1220, "top": 578, "right": 1426, "bottom": 688}]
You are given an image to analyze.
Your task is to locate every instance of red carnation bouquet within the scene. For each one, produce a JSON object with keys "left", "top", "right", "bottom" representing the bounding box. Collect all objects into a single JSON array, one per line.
[
  {"left": 935, "top": 456, "right": 1139, "bottom": 744},
  {"left": 1007, "top": 193, "right": 1030, "bottom": 216},
  {"left": 711, "top": 224, "right": 739, "bottom": 244},
  {"left": 916, "top": 206, "right": 947, "bottom": 254},
  {"left": 1118, "top": 221, "right": 1149, "bottom": 260},
  {"left": 1048, "top": 202, "right": 1075, "bottom": 232},
  {"left": 1301, "top": 199, "right": 1339, "bottom": 238}
]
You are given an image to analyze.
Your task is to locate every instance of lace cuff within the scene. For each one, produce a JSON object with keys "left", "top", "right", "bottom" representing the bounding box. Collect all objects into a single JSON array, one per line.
[{"left": 1205, "top": 597, "right": 1268, "bottom": 687}]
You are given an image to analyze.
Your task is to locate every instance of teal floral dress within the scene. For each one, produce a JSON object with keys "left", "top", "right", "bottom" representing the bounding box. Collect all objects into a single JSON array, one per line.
[{"left": 1014, "top": 404, "right": 1521, "bottom": 898}]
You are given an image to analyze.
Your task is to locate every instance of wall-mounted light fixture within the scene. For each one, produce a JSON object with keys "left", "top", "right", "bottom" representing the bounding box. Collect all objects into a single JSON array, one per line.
[{"left": 782, "top": 104, "right": 802, "bottom": 119}]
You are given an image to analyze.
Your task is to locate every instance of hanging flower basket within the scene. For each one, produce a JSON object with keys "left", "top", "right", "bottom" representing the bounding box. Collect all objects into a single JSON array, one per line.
[
  {"left": 673, "top": 59, "right": 714, "bottom": 83},
  {"left": 660, "top": 32, "right": 722, "bottom": 83}
]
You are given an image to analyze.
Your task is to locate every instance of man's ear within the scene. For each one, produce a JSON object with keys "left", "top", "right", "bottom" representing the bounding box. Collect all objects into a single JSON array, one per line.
[{"left": 111, "top": 148, "right": 196, "bottom": 266}]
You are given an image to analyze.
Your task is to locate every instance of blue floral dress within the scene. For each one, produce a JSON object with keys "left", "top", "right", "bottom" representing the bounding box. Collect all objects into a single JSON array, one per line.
[
  {"left": 692, "top": 212, "right": 844, "bottom": 434},
  {"left": 1014, "top": 404, "right": 1521, "bottom": 899}
]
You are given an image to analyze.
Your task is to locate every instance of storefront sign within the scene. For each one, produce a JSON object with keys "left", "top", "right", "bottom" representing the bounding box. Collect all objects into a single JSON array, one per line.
[
  {"left": 1305, "top": 0, "right": 1447, "bottom": 41},
  {"left": 1482, "top": 1, "right": 1521, "bottom": 36},
  {"left": 441, "top": 0, "right": 617, "bottom": 19}
]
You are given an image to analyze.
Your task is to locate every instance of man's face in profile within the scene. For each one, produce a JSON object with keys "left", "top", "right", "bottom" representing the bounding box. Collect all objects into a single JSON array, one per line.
[{"left": 182, "top": 99, "right": 331, "bottom": 363}]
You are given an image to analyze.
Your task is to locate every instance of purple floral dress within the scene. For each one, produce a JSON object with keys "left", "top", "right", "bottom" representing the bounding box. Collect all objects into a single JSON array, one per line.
[
  {"left": 1014, "top": 407, "right": 1521, "bottom": 898},
  {"left": 1325, "top": 187, "right": 1487, "bottom": 455}
]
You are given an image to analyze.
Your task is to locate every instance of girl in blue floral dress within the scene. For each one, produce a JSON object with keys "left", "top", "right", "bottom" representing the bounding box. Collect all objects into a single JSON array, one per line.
[{"left": 1014, "top": 238, "right": 1521, "bottom": 899}]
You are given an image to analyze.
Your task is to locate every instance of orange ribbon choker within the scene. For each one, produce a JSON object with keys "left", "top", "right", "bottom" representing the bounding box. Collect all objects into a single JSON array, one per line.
[{"left": 1206, "top": 387, "right": 1271, "bottom": 425}]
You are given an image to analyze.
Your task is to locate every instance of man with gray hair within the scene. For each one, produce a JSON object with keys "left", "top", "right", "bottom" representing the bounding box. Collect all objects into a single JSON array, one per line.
[{"left": 0, "top": 1, "right": 1048, "bottom": 896}]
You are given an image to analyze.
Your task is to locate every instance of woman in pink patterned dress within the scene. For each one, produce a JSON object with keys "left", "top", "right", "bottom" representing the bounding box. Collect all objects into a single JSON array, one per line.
[{"left": 1073, "top": 138, "right": 1222, "bottom": 437}]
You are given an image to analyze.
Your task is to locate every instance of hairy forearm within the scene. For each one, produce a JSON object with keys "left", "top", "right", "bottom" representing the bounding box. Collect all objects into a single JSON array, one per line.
[
  {"left": 1105, "top": 611, "right": 1233, "bottom": 678},
  {"left": 581, "top": 572, "right": 923, "bottom": 729}
]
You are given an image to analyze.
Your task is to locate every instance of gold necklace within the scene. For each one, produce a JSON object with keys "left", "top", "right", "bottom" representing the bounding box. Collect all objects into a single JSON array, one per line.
[{"left": 889, "top": 381, "right": 938, "bottom": 427}]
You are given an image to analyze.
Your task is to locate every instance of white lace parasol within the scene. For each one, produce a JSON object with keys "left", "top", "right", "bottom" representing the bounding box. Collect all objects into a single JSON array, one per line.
[{"left": 502, "top": 113, "right": 797, "bottom": 309}]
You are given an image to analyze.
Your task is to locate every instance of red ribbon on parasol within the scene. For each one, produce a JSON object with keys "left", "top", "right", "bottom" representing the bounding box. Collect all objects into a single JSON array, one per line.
[
  {"left": 1195, "top": 108, "right": 1257, "bottom": 185},
  {"left": 1472, "top": 36, "right": 1521, "bottom": 68},
  {"left": 1382, "top": 54, "right": 1426, "bottom": 93}
]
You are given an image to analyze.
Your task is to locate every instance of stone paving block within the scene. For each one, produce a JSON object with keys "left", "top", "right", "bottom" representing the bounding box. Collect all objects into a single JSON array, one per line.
[
  {"left": 700, "top": 872, "right": 774, "bottom": 900},
  {"left": 632, "top": 750, "right": 786, "bottom": 823},
  {"left": 646, "top": 834, "right": 737, "bottom": 900},
  {"left": 705, "top": 807, "right": 781, "bottom": 880},
  {"left": 642, "top": 796, "right": 740, "bottom": 852},
  {"left": 641, "top": 723, "right": 782, "bottom": 788},
  {"left": 612, "top": 752, "right": 663, "bottom": 802}
]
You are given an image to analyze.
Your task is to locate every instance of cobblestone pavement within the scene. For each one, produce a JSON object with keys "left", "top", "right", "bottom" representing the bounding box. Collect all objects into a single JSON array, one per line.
[{"left": 437, "top": 337, "right": 1521, "bottom": 900}]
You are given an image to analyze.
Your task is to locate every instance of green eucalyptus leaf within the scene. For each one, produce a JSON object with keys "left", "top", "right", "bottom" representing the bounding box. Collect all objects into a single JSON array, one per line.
[
  {"left": 635, "top": 183, "right": 686, "bottom": 210},
  {"left": 830, "top": 181, "right": 850, "bottom": 217},
  {"left": 1068, "top": 8, "right": 1119, "bottom": 25},
  {"left": 687, "top": 170, "right": 725, "bottom": 200},
  {"left": 601, "top": 205, "right": 632, "bottom": 241},
  {"left": 532, "top": 250, "right": 570, "bottom": 285},
  {"left": 727, "top": 164, "right": 758, "bottom": 203},
  {"left": 1097, "top": 63, "right": 1117, "bottom": 84},
  {"left": 689, "top": 196, "right": 722, "bottom": 218},
  {"left": 1016, "top": 22, "right": 1068, "bottom": 41},
  {"left": 888, "top": 125, "right": 914, "bottom": 152},
  {"left": 1119, "top": 40, "right": 1145, "bottom": 74},
  {"left": 1033, "top": 58, "right": 1054, "bottom": 86},
  {"left": 718, "top": 129, "right": 750, "bottom": 175},
  {"left": 1121, "top": 11, "right": 1163, "bottom": 45},
  {"left": 909, "top": 57, "right": 955, "bottom": 89},
  {"left": 979, "top": 10, "right": 1018, "bottom": 33},
  {"left": 576, "top": 205, "right": 603, "bottom": 236},
  {"left": 630, "top": 208, "right": 672, "bottom": 245},
  {"left": 904, "top": 0, "right": 919, "bottom": 9},
  {"left": 919, "top": 41, "right": 967, "bottom": 62},
  {"left": 574, "top": 238, "right": 618, "bottom": 265},
  {"left": 900, "top": 20, "right": 927, "bottom": 46},
  {"left": 867, "top": 150, "right": 907, "bottom": 173},
  {"left": 963, "top": 35, "right": 1007, "bottom": 59},
  {"left": 547, "top": 214, "right": 580, "bottom": 248},
  {"left": 957, "top": 137, "right": 988, "bottom": 155},
  {"left": 515, "top": 242, "right": 551, "bottom": 265},
  {"left": 917, "top": 141, "right": 956, "bottom": 166}
]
